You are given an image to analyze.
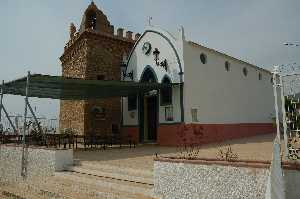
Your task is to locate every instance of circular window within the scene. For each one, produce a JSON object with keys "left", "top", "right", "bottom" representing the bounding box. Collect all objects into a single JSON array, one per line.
[
  {"left": 225, "top": 61, "right": 230, "bottom": 71},
  {"left": 258, "top": 73, "right": 262, "bottom": 80},
  {"left": 243, "top": 67, "right": 248, "bottom": 76},
  {"left": 200, "top": 53, "right": 207, "bottom": 64},
  {"left": 142, "top": 42, "right": 152, "bottom": 55}
]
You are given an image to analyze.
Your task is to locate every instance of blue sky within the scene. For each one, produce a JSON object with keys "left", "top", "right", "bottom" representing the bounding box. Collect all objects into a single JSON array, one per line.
[{"left": 0, "top": 0, "right": 300, "bottom": 120}]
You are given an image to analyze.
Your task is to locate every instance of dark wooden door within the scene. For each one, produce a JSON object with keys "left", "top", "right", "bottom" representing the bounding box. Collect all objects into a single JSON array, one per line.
[{"left": 147, "top": 96, "right": 157, "bottom": 141}]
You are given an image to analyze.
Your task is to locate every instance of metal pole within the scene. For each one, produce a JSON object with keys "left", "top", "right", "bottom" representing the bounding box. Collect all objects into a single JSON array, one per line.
[
  {"left": 22, "top": 72, "right": 30, "bottom": 146},
  {"left": 273, "top": 66, "right": 281, "bottom": 142},
  {"left": 2, "top": 106, "right": 17, "bottom": 133},
  {"left": 0, "top": 80, "right": 4, "bottom": 130},
  {"left": 279, "top": 75, "right": 289, "bottom": 159},
  {"left": 27, "top": 101, "right": 42, "bottom": 133}
]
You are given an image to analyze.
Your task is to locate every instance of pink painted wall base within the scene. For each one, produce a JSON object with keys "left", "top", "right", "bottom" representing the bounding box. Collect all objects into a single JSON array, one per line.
[{"left": 122, "top": 123, "right": 275, "bottom": 146}]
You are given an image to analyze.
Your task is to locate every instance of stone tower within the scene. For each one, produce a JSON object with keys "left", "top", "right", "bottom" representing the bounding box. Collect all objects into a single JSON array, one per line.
[{"left": 59, "top": 2, "right": 137, "bottom": 135}]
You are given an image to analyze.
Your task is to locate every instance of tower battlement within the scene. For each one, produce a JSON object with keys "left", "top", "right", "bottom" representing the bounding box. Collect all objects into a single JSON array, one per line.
[
  {"left": 64, "top": 26, "right": 140, "bottom": 52},
  {"left": 63, "top": 1, "right": 140, "bottom": 52}
]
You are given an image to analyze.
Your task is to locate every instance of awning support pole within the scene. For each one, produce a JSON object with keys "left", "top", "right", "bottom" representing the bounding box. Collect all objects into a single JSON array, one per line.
[
  {"left": 0, "top": 80, "right": 3, "bottom": 130},
  {"left": 22, "top": 72, "right": 30, "bottom": 146},
  {"left": 21, "top": 71, "right": 30, "bottom": 178}
]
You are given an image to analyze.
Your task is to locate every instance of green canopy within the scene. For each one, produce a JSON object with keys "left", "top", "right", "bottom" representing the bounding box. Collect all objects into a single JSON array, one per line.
[{"left": 2, "top": 74, "right": 172, "bottom": 100}]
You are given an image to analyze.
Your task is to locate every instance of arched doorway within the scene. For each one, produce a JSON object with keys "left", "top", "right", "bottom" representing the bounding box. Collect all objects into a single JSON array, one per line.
[{"left": 139, "top": 67, "right": 158, "bottom": 143}]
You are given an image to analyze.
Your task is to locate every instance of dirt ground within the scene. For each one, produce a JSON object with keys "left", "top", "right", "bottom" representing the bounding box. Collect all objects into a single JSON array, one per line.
[{"left": 74, "top": 133, "right": 276, "bottom": 172}]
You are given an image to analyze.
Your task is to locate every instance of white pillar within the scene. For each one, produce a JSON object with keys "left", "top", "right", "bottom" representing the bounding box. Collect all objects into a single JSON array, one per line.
[
  {"left": 273, "top": 66, "right": 281, "bottom": 142},
  {"left": 279, "top": 75, "right": 289, "bottom": 158}
]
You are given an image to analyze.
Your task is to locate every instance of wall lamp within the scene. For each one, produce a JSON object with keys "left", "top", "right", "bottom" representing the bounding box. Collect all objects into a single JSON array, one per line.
[{"left": 120, "top": 61, "right": 134, "bottom": 81}]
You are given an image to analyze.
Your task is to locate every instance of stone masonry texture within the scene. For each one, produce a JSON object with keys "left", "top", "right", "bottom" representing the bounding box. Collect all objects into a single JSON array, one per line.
[
  {"left": 59, "top": 2, "right": 134, "bottom": 135},
  {"left": 0, "top": 145, "right": 55, "bottom": 183},
  {"left": 0, "top": 145, "right": 73, "bottom": 183},
  {"left": 154, "top": 161, "right": 270, "bottom": 199}
]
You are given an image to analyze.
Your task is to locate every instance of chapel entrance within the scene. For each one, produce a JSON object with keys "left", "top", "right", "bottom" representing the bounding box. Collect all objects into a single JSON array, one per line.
[{"left": 139, "top": 67, "right": 158, "bottom": 143}]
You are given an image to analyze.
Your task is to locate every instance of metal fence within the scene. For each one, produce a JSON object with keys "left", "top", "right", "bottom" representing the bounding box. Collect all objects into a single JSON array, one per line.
[
  {"left": 273, "top": 65, "right": 300, "bottom": 160},
  {"left": 0, "top": 116, "right": 58, "bottom": 135},
  {"left": 0, "top": 133, "right": 136, "bottom": 150}
]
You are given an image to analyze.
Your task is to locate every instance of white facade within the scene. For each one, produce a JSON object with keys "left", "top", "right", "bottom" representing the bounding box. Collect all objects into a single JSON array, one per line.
[
  {"left": 183, "top": 41, "right": 274, "bottom": 124},
  {"left": 122, "top": 25, "right": 275, "bottom": 138},
  {"left": 123, "top": 26, "right": 185, "bottom": 126}
]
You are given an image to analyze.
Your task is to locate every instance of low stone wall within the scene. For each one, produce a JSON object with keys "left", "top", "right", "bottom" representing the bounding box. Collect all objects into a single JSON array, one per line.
[
  {"left": 0, "top": 144, "right": 73, "bottom": 183},
  {"left": 154, "top": 158, "right": 270, "bottom": 199},
  {"left": 283, "top": 164, "right": 300, "bottom": 199}
]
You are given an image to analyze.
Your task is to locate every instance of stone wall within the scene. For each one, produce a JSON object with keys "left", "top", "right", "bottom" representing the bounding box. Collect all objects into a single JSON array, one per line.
[
  {"left": 0, "top": 145, "right": 73, "bottom": 183},
  {"left": 265, "top": 139, "right": 285, "bottom": 199},
  {"left": 83, "top": 32, "right": 133, "bottom": 135},
  {"left": 154, "top": 159, "right": 270, "bottom": 199},
  {"left": 59, "top": 2, "right": 134, "bottom": 135},
  {"left": 60, "top": 100, "right": 86, "bottom": 134},
  {"left": 59, "top": 34, "right": 88, "bottom": 134},
  {"left": 154, "top": 157, "right": 300, "bottom": 199}
]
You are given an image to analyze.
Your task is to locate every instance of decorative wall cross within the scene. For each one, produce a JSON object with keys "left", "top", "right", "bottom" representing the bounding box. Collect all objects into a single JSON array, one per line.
[{"left": 152, "top": 48, "right": 168, "bottom": 72}]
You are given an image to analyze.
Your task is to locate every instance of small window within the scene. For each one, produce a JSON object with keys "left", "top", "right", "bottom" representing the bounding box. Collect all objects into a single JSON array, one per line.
[
  {"left": 191, "top": 108, "right": 198, "bottom": 122},
  {"left": 85, "top": 11, "right": 97, "bottom": 30},
  {"left": 128, "top": 96, "right": 137, "bottom": 111},
  {"left": 271, "top": 77, "right": 273, "bottom": 84},
  {"left": 97, "top": 75, "right": 105, "bottom": 80},
  {"left": 161, "top": 77, "right": 172, "bottom": 105},
  {"left": 225, "top": 61, "right": 230, "bottom": 71},
  {"left": 243, "top": 67, "right": 248, "bottom": 76},
  {"left": 258, "top": 73, "right": 262, "bottom": 80},
  {"left": 200, "top": 53, "right": 207, "bottom": 64},
  {"left": 165, "top": 106, "right": 174, "bottom": 121}
]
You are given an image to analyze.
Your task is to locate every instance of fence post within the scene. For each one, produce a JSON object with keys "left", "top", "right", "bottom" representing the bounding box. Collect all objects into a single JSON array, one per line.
[{"left": 279, "top": 75, "right": 289, "bottom": 159}]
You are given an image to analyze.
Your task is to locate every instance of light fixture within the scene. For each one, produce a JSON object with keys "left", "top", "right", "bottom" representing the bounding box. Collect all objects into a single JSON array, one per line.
[
  {"left": 284, "top": 42, "right": 300, "bottom": 47},
  {"left": 120, "top": 59, "right": 133, "bottom": 81},
  {"left": 153, "top": 48, "right": 160, "bottom": 66},
  {"left": 160, "top": 59, "right": 168, "bottom": 72}
]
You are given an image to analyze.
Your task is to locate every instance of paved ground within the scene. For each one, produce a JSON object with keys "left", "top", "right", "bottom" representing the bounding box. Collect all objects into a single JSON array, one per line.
[
  {"left": 0, "top": 133, "right": 277, "bottom": 199},
  {"left": 75, "top": 133, "right": 276, "bottom": 172}
]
